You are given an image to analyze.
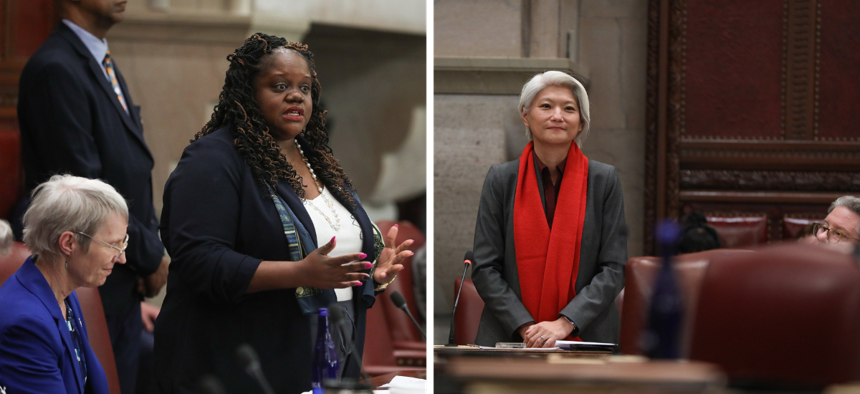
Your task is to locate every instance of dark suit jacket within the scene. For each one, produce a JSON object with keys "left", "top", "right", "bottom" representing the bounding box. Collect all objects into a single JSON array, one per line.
[
  {"left": 155, "top": 126, "right": 379, "bottom": 394},
  {"left": 16, "top": 23, "right": 163, "bottom": 315},
  {"left": 0, "top": 256, "right": 109, "bottom": 394},
  {"left": 472, "top": 157, "right": 627, "bottom": 345}
]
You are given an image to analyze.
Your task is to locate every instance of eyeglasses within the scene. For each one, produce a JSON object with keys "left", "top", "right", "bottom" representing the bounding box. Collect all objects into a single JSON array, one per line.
[
  {"left": 76, "top": 232, "right": 129, "bottom": 260},
  {"left": 812, "top": 223, "right": 860, "bottom": 244}
]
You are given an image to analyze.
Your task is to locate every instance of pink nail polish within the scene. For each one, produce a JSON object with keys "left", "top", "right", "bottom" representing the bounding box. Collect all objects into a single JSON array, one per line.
[
  {"left": 358, "top": 253, "right": 367, "bottom": 259},
  {"left": 382, "top": 273, "right": 387, "bottom": 278},
  {"left": 330, "top": 236, "right": 336, "bottom": 243},
  {"left": 408, "top": 251, "right": 415, "bottom": 256},
  {"left": 353, "top": 282, "right": 361, "bottom": 287},
  {"left": 394, "top": 224, "right": 399, "bottom": 228},
  {"left": 364, "top": 262, "right": 373, "bottom": 269}
]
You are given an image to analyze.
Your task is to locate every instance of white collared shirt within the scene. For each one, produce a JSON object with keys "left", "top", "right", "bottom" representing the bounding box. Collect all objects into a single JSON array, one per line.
[{"left": 62, "top": 19, "right": 110, "bottom": 82}]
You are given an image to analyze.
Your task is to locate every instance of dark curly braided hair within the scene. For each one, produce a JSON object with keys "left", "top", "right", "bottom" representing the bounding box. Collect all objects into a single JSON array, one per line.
[{"left": 194, "top": 33, "right": 355, "bottom": 208}]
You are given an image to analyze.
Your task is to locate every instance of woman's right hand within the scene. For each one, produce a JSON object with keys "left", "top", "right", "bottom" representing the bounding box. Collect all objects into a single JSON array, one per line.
[{"left": 299, "top": 236, "right": 372, "bottom": 289}]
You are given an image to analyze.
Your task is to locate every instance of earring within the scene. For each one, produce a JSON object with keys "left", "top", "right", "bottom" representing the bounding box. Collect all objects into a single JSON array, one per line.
[{"left": 65, "top": 261, "right": 68, "bottom": 270}]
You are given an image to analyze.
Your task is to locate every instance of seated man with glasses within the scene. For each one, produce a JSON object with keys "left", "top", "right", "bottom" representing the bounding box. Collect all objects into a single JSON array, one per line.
[
  {"left": 813, "top": 196, "right": 860, "bottom": 245},
  {"left": 0, "top": 174, "right": 128, "bottom": 393}
]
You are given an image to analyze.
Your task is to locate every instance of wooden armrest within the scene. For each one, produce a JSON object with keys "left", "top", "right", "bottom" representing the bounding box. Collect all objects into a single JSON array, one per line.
[
  {"left": 393, "top": 349, "right": 426, "bottom": 367},
  {"left": 393, "top": 340, "right": 426, "bottom": 351}
]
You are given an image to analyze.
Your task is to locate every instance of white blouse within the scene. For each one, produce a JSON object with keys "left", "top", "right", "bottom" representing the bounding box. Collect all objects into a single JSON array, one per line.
[{"left": 303, "top": 186, "right": 363, "bottom": 301}]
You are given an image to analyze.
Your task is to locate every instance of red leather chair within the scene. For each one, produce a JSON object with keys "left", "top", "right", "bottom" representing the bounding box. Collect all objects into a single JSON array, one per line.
[
  {"left": 783, "top": 215, "right": 824, "bottom": 240},
  {"left": 363, "top": 299, "right": 425, "bottom": 376},
  {"left": 706, "top": 215, "right": 768, "bottom": 248},
  {"left": 453, "top": 278, "right": 484, "bottom": 345},
  {"left": 0, "top": 242, "right": 30, "bottom": 283},
  {"left": 0, "top": 242, "right": 122, "bottom": 394},
  {"left": 619, "top": 249, "right": 750, "bottom": 356},
  {"left": 372, "top": 221, "right": 425, "bottom": 348},
  {"left": 0, "top": 127, "right": 22, "bottom": 220},
  {"left": 689, "top": 243, "right": 860, "bottom": 387}
]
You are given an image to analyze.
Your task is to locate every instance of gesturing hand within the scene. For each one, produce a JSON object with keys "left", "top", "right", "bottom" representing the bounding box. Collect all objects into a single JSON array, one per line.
[
  {"left": 300, "top": 236, "right": 372, "bottom": 289},
  {"left": 372, "top": 224, "right": 414, "bottom": 285}
]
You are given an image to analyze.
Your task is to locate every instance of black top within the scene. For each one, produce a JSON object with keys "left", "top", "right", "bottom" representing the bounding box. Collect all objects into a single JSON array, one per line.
[{"left": 154, "top": 127, "right": 379, "bottom": 394}]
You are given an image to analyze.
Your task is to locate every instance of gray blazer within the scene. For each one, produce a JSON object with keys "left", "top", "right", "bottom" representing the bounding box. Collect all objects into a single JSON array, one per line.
[{"left": 472, "top": 157, "right": 627, "bottom": 345}]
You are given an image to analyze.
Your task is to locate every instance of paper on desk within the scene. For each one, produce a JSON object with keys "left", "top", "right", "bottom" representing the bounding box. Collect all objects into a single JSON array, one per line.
[
  {"left": 377, "top": 375, "right": 426, "bottom": 389},
  {"left": 303, "top": 390, "right": 391, "bottom": 394},
  {"left": 555, "top": 340, "right": 616, "bottom": 350},
  {"left": 477, "top": 346, "right": 560, "bottom": 351}
]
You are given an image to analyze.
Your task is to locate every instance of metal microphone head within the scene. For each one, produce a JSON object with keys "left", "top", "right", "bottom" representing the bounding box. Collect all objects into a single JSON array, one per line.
[
  {"left": 464, "top": 251, "right": 474, "bottom": 266},
  {"left": 390, "top": 291, "right": 408, "bottom": 311},
  {"left": 235, "top": 343, "right": 260, "bottom": 374},
  {"left": 198, "top": 375, "right": 228, "bottom": 394}
]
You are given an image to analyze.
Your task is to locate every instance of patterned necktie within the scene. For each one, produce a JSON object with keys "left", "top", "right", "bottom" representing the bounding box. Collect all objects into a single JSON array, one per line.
[{"left": 102, "top": 51, "right": 128, "bottom": 113}]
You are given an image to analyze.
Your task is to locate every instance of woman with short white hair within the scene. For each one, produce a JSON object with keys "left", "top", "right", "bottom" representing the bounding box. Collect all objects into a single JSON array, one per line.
[
  {"left": 472, "top": 71, "right": 628, "bottom": 348},
  {"left": 0, "top": 174, "right": 128, "bottom": 393}
]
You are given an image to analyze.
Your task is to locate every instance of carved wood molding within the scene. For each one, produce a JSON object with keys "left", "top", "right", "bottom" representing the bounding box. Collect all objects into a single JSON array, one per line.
[
  {"left": 680, "top": 169, "right": 860, "bottom": 191},
  {"left": 679, "top": 140, "right": 860, "bottom": 171},
  {"left": 679, "top": 190, "right": 843, "bottom": 204},
  {"left": 644, "top": 0, "right": 659, "bottom": 254},
  {"left": 784, "top": 0, "right": 818, "bottom": 140},
  {"left": 667, "top": 0, "right": 684, "bottom": 219}
]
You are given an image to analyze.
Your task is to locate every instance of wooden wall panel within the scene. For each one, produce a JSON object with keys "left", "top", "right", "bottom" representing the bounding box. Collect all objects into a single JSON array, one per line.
[
  {"left": 817, "top": 0, "right": 860, "bottom": 140},
  {"left": 684, "top": 0, "right": 784, "bottom": 139},
  {"left": 644, "top": 0, "right": 860, "bottom": 254}
]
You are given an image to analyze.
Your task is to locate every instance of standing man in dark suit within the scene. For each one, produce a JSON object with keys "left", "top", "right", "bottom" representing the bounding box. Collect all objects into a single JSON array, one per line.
[{"left": 15, "top": 0, "right": 168, "bottom": 392}]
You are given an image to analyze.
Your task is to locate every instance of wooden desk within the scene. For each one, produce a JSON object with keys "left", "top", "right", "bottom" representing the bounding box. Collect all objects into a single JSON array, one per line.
[
  {"left": 367, "top": 370, "right": 426, "bottom": 390},
  {"left": 436, "top": 352, "right": 726, "bottom": 394},
  {"left": 435, "top": 345, "right": 613, "bottom": 359}
]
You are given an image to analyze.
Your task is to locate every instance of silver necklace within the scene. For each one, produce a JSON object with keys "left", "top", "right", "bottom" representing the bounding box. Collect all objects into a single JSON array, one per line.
[{"left": 294, "top": 139, "right": 341, "bottom": 231}]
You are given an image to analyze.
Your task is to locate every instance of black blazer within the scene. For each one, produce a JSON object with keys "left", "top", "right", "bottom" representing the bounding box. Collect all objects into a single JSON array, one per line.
[
  {"left": 155, "top": 126, "right": 379, "bottom": 394},
  {"left": 16, "top": 23, "right": 163, "bottom": 315}
]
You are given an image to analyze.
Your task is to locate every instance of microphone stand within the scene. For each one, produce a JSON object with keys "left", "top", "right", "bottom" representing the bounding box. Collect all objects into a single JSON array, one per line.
[{"left": 446, "top": 259, "right": 471, "bottom": 347}]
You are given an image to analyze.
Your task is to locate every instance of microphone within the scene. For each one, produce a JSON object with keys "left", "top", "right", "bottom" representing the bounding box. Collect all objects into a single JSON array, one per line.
[
  {"left": 197, "top": 375, "right": 228, "bottom": 394},
  {"left": 446, "top": 251, "right": 473, "bottom": 347},
  {"left": 235, "top": 344, "right": 276, "bottom": 394},
  {"left": 327, "top": 305, "right": 373, "bottom": 390},
  {"left": 390, "top": 291, "right": 426, "bottom": 340}
]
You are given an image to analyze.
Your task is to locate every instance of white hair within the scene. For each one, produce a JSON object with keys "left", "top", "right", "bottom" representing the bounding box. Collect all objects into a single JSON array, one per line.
[
  {"left": 0, "top": 219, "right": 12, "bottom": 256},
  {"left": 518, "top": 71, "right": 591, "bottom": 148},
  {"left": 828, "top": 195, "right": 860, "bottom": 235},
  {"left": 23, "top": 175, "right": 129, "bottom": 259}
]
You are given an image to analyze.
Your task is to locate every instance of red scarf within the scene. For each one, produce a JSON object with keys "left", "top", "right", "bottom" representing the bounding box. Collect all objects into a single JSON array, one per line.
[{"left": 514, "top": 141, "right": 588, "bottom": 340}]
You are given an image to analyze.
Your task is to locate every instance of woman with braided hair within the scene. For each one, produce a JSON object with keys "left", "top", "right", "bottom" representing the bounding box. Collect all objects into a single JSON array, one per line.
[{"left": 154, "top": 33, "right": 412, "bottom": 393}]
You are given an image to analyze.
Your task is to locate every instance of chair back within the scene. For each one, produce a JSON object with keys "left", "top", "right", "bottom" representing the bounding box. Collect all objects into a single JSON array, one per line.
[
  {"left": 0, "top": 127, "right": 22, "bottom": 219},
  {"left": 0, "top": 242, "right": 122, "bottom": 394},
  {"left": 453, "top": 279, "right": 484, "bottom": 345},
  {"left": 0, "top": 242, "right": 30, "bottom": 284},
  {"left": 706, "top": 215, "right": 768, "bottom": 248},
  {"left": 689, "top": 243, "right": 860, "bottom": 387},
  {"left": 619, "top": 249, "right": 750, "bottom": 356},
  {"left": 76, "top": 287, "right": 122, "bottom": 394},
  {"left": 373, "top": 220, "right": 425, "bottom": 343}
]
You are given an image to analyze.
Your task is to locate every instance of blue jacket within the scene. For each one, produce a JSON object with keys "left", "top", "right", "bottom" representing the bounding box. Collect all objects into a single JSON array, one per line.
[{"left": 0, "top": 256, "right": 109, "bottom": 394}]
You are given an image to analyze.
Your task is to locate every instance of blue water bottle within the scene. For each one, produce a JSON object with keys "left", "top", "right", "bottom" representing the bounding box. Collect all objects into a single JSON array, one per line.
[
  {"left": 312, "top": 308, "right": 339, "bottom": 394},
  {"left": 644, "top": 220, "right": 684, "bottom": 359}
]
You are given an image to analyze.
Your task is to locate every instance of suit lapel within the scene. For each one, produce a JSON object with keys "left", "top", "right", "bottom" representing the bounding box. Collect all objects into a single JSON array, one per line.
[
  {"left": 57, "top": 24, "right": 153, "bottom": 162},
  {"left": 17, "top": 257, "right": 84, "bottom": 393}
]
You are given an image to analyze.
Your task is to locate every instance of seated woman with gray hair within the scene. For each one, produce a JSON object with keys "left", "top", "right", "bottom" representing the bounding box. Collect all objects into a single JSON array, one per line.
[
  {"left": 0, "top": 219, "right": 12, "bottom": 255},
  {"left": 0, "top": 175, "right": 128, "bottom": 393},
  {"left": 472, "top": 71, "right": 627, "bottom": 348}
]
